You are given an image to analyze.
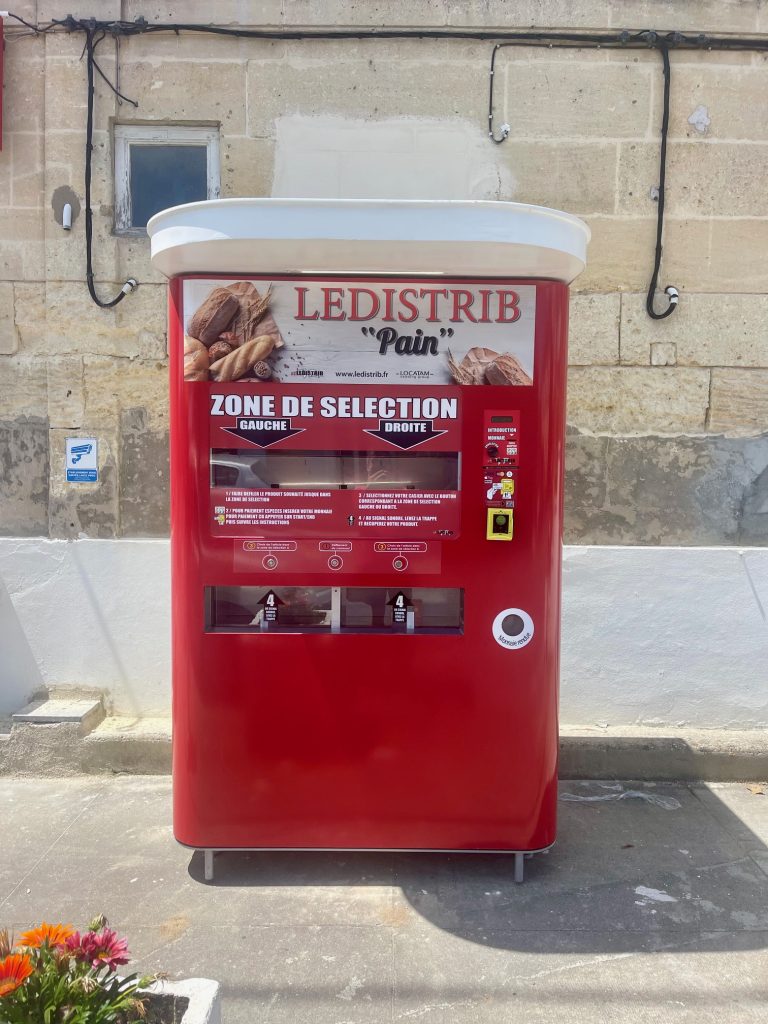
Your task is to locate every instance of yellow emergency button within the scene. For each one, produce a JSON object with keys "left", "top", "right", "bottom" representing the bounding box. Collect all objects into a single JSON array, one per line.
[{"left": 487, "top": 508, "right": 514, "bottom": 540}]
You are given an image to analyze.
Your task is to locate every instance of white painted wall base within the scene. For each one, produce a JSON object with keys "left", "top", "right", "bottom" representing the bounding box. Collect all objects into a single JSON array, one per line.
[
  {"left": 1, "top": 539, "right": 766, "bottom": 728},
  {"left": 0, "top": 538, "right": 170, "bottom": 718},
  {"left": 561, "top": 546, "right": 768, "bottom": 729}
]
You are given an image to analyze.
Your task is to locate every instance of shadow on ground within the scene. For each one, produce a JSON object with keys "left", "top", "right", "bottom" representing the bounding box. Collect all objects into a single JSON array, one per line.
[
  {"left": 188, "top": 779, "right": 768, "bottom": 955},
  {"left": 2, "top": 777, "right": 767, "bottom": 1022}
]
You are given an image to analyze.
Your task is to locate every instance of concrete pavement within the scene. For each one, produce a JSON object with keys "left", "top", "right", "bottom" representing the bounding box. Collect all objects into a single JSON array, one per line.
[{"left": 2, "top": 776, "right": 767, "bottom": 1022}]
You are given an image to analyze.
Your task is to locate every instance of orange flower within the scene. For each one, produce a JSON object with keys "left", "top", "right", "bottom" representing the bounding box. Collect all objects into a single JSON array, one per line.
[
  {"left": 19, "top": 922, "right": 74, "bottom": 949},
  {"left": 0, "top": 953, "right": 34, "bottom": 997}
]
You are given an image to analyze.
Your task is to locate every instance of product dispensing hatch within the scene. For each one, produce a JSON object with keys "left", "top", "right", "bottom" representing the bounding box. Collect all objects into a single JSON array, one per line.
[{"left": 148, "top": 199, "right": 589, "bottom": 883}]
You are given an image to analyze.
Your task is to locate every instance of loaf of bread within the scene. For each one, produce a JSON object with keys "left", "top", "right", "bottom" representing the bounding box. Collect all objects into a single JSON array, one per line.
[
  {"left": 251, "top": 360, "right": 272, "bottom": 380},
  {"left": 184, "top": 336, "right": 209, "bottom": 381},
  {"left": 188, "top": 287, "right": 240, "bottom": 345},
  {"left": 209, "top": 335, "right": 279, "bottom": 382},
  {"left": 227, "top": 280, "right": 284, "bottom": 348},
  {"left": 447, "top": 346, "right": 532, "bottom": 386},
  {"left": 463, "top": 347, "right": 500, "bottom": 383},
  {"left": 484, "top": 353, "right": 532, "bottom": 386},
  {"left": 208, "top": 340, "right": 234, "bottom": 363}
]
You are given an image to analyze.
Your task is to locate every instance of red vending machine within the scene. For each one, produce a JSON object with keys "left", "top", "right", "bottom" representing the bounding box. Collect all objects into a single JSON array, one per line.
[{"left": 149, "top": 199, "right": 588, "bottom": 882}]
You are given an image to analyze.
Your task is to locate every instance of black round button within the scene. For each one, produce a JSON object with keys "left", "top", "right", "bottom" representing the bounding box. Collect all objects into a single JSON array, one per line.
[
  {"left": 501, "top": 613, "right": 525, "bottom": 637},
  {"left": 486, "top": 443, "right": 499, "bottom": 457}
]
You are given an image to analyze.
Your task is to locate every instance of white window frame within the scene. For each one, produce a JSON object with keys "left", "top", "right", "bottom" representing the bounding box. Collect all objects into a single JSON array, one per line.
[{"left": 114, "top": 124, "right": 220, "bottom": 235}]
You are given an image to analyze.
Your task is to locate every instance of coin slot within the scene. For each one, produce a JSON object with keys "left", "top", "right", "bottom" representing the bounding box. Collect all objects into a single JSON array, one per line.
[{"left": 501, "top": 613, "right": 525, "bottom": 637}]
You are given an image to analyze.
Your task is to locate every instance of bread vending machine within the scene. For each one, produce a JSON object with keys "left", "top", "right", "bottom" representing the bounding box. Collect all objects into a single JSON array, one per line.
[{"left": 148, "top": 199, "right": 588, "bottom": 882}]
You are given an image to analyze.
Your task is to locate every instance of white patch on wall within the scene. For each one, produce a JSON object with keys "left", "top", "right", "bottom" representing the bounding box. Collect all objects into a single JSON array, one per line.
[
  {"left": 271, "top": 116, "right": 516, "bottom": 201},
  {"left": 687, "top": 105, "right": 711, "bottom": 134}
]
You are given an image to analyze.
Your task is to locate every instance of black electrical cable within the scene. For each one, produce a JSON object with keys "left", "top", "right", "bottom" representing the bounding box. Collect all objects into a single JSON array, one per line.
[
  {"left": 91, "top": 53, "right": 139, "bottom": 106},
  {"left": 490, "top": 34, "right": 679, "bottom": 315},
  {"left": 21, "top": 14, "right": 768, "bottom": 315},
  {"left": 487, "top": 37, "right": 667, "bottom": 144},
  {"left": 83, "top": 27, "right": 136, "bottom": 308},
  {"left": 488, "top": 45, "right": 508, "bottom": 143},
  {"left": 48, "top": 18, "right": 768, "bottom": 48},
  {"left": 646, "top": 44, "right": 678, "bottom": 319},
  {"left": 4, "top": 11, "right": 46, "bottom": 32}
]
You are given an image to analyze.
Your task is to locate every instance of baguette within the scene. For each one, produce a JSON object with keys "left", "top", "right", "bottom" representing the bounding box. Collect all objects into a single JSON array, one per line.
[{"left": 209, "top": 335, "right": 279, "bottom": 382}]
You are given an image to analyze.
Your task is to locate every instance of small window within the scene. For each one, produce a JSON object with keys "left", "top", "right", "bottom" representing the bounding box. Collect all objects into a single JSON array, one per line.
[
  {"left": 205, "top": 586, "right": 464, "bottom": 635},
  {"left": 210, "top": 449, "right": 461, "bottom": 492},
  {"left": 114, "top": 125, "right": 220, "bottom": 234}
]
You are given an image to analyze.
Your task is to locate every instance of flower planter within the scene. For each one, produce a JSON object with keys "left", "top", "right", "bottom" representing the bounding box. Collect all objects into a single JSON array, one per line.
[
  {"left": 141, "top": 977, "right": 221, "bottom": 1023},
  {"left": 0, "top": 921, "right": 220, "bottom": 1023}
]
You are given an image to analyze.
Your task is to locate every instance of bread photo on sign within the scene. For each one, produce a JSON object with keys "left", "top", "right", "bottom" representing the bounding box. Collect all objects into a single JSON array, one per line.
[
  {"left": 447, "top": 346, "right": 532, "bottom": 386},
  {"left": 184, "top": 281, "right": 284, "bottom": 381},
  {"left": 187, "top": 287, "right": 240, "bottom": 346}
]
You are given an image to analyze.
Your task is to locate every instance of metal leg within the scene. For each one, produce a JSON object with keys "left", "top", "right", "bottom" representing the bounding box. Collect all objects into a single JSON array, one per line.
[
  {"left": 204, "top": 849, "right": 214, "bottom": 882},
  {"left": 514, "top": 851, "right": 524, "bottom": 884}
]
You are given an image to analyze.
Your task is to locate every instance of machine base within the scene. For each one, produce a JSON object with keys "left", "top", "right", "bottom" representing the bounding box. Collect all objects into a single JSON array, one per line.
[{"left": 199, "top": 846, "right": 550, "bottom": 884}]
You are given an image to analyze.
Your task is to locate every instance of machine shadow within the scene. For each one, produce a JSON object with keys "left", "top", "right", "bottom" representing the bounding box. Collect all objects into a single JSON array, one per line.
[{"left": 186, "top": 781, "right": 768, "bottom": 954}]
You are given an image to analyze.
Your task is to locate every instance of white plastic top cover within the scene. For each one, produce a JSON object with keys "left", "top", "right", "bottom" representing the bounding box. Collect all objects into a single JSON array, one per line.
[{"left": 147, "top": 199, "right": 589, "bottom": 283}]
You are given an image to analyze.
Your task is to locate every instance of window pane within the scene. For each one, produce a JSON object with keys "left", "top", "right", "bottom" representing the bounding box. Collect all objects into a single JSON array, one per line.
[
  {"left": 342, "top": 588, "right": 463, "bottom": 631},
  {"left": 207, "top": 586, "right": 333, "bottom": 631},
  {"left": 211, "top": 449, "right": 460, "bottom": 491},
  {"left": 205, "top": 586, "right": 463, "bottom": 634},
  {"left": 130, "top": 144, "right": 208, "bottom": 228}
]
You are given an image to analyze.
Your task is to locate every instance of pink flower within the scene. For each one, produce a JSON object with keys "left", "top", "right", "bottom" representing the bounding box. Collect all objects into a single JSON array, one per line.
[
  {"left": 65, "top": 929, "right": 129, "bottom": 972},
  {"left": 64, "top": 932, "right": 84, "bottom": 956}
]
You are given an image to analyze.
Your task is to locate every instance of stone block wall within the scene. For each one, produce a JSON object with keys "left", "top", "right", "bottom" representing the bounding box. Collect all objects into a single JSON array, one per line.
[{"left": 2, "top": 0, "right": 767, "bottom": 544}]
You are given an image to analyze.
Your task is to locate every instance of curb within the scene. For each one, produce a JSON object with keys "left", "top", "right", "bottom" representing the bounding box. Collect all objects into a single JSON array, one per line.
[
  {"left": 81, "top": 717, "right": 172, "bottom": 775},
  {"left": 559, "top": 726, "right": 768, "bottom": 782},
  {"left": 142, "top": 978, "right": 220, "bottom": 1024},
  {"left": 2, "top": 719, "right": 766, "bottom": 782}
]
